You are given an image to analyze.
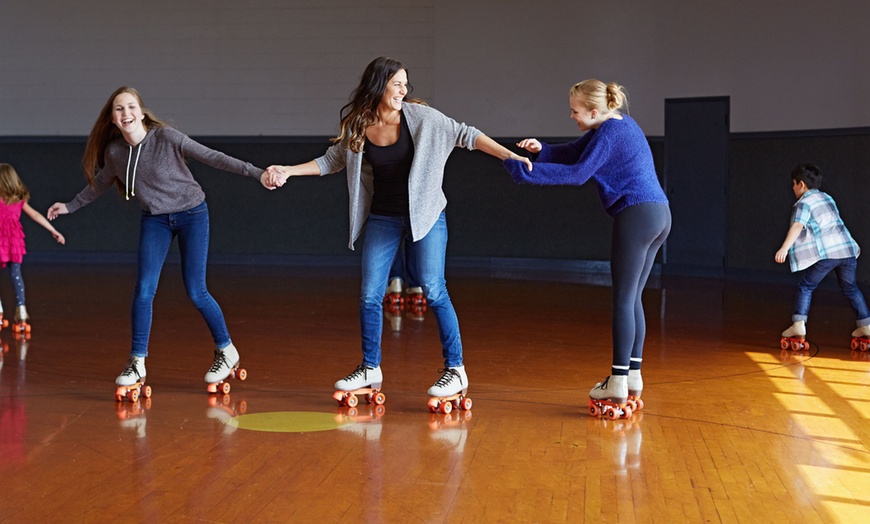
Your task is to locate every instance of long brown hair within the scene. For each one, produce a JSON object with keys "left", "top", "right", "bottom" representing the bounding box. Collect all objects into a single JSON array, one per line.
[
  {"left": 333, "top": 57, "right": 426, "bottom": 153},
  {"left": 81, "top": 86, "right": 168, "bottom": 187},
  {"left": 0, "top": 163, "right": 30, "bottom": 204}
]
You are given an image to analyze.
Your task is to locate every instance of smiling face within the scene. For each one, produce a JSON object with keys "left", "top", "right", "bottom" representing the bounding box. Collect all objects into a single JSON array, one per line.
[
  {"left": 569, "top": 95, "right": 597, "bottom": 132},
  {"left": 378, "top": 69, "right": 408, "bottom": 113},
  {"left": 111, "top": 91, "right": 146, "bottom": 139}
]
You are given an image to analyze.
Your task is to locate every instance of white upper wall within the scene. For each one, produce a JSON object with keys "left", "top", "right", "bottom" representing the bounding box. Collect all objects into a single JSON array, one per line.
[{"left": 1, "top": 0, "right": 866, "bottom": 137}]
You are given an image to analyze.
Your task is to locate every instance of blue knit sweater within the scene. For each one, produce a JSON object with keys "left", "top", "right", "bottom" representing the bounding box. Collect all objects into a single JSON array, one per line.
[{"left": 503, "top": 115, "right": 667, "bottom": 217}]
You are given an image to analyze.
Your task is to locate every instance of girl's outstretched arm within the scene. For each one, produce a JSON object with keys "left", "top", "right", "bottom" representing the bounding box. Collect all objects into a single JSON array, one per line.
[{"left": 24, "top": 203, "right": 65, "bottom": 245}]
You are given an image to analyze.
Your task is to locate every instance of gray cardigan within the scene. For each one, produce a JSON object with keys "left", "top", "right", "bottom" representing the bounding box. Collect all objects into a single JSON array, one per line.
[
  {"left": 315, "top": 102, "right": 482, "bottom": 250},
  {"left": 66, "top": 127, "right": 263, "bottom": 215}
]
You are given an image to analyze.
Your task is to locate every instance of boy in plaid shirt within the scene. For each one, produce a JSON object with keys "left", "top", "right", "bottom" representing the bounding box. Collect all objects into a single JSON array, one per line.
[{"left": 775, "top": 163, "right": 870, "bottom": 349}]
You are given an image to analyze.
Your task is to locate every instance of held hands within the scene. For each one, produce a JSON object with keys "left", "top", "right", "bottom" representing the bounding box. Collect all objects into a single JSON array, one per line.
[
  {"left": 47, "top": 202, "right": 68, "bottom": 221},
  {"left": 263, "top": 165, "right": 290, "bottom": 189}
]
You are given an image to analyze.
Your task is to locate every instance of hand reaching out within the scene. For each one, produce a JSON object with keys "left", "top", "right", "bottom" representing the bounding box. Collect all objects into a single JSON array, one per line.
[
  {"left": 516, "top": 138, "right": 542, "bottom": 154},
  {"left": 47, "top": 202, "right": 67, "bottom": 221}
]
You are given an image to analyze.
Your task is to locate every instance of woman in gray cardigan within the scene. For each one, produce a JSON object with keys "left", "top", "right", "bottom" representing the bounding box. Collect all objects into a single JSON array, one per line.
[{"left": 267, "top": 56, "right": 531, "bottom": 407}]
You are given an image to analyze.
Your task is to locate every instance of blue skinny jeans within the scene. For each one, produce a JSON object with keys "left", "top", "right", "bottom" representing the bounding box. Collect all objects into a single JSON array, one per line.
[
  {"left": 359, "top": 212, "right": 462, "bottom": 368},
  {"left": 131, "top": 201, "right": 231, "bottom": 357}
]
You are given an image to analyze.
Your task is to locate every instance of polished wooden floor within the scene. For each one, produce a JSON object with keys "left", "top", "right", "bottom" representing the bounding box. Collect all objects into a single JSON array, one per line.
[{"left": 1, "top": 263, "right": 869, "bottom": 523}]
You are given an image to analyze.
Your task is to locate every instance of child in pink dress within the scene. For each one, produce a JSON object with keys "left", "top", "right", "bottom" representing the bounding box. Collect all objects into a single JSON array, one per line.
[{"left": 0, "top": 163, "right": 65, "bottom": 331}]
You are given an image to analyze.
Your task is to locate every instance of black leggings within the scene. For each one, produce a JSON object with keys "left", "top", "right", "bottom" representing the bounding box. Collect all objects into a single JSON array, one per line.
[{"left": 610, "top": 203, "right": 671, "bottom": 374}]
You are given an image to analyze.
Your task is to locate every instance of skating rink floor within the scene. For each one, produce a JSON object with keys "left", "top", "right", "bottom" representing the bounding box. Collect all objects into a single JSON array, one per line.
[{"left": 1, "top": 263, "right": 869, "bottom": 523}]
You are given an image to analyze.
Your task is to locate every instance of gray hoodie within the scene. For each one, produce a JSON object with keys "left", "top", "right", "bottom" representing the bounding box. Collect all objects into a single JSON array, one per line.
[
  {"left": 66, "top": 126, "right": 264, "bottom": 215},
  {"left": 315, "top": 102, "right": 482, "bottom": 250}
]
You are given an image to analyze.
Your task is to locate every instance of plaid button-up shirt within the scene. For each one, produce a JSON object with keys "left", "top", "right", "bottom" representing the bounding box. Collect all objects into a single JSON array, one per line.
[{"left": 789, "top": 189, "right": 860, "bottom": 272}]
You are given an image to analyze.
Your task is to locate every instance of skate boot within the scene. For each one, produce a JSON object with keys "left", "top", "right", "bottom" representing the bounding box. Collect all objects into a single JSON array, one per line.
[
  {"left": 406, "top": 286, "right": 426, "bottom": 308},
  {"left": 115, "top": 356, "right": 152, "bottom": 402},
  {"left": 13, "top": 305, "right": 30, "bottom": 338},
  {"left": 588, "top": 375, "right": 632, "bottom": 420},
  {"left": 627, "top": 369, "right": 644, "bottom": 411},
  {"left": 384, "top": 277, "right": 404, "bottom": 307},
  {"left": 780, "top": 321, "right": 807, "bottom": 351},
  {"left": 427, "top": 366, "right": 472, "bottom": 414},
  {"left": 850, "top": 325, "right": 870, "bottom": 352},
  {"left": 205, "top": 343, "right": 247, "bottom": 394},
  {"left": 333, "top": 365, "right": 385, "bottom": 407},
  {"left": 0, "top": 302, "right": 8, "bottom": 332}
]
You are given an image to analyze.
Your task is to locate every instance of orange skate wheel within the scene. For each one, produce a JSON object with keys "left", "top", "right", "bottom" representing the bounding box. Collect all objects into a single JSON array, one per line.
[
  {"left": 345, "top": 394, "right": 358, "bottom": 408},
  {"left": 237, "top": 368, "right": 247, "bottom": 381},
  {"left": 589, "top": 403, "right": 600, "bottom": 417},
  {"left": 635, "top": 398, "right": 644, "bottom": 410},
  {"left": 780, "top": 338, "right": 790, "bottom": 350},
  {"left": 626, "top": 399, "right": 637, "bottom": 411},
  {"left": 128, "top": 389, "right": 139, "bottom": 403},
  {"left": 459, "top": 397, "right": 472, "bottom": 410},
  {"left": 427, "top": 398, "right": 440, "bottom": 412},
  {"left": 605, "top": 406, "right": 620, "bottom": 420},
  {"left": 373, "top": 392, "right": 386, "bottom": 405},
  {"left": 440, "top": 400, "right": 453, "bottom": 414},
  {"left": 851, "top": 338, "right": 860, "bottom": 351},
  {"left": 143, "top": 385, "right": 152, "bottom": 398},
  {"left": 861, "top": 340, "right": 869, "bottom": 352},
  {"left": 24, "top": 324, "right": 31, "bottom": 333},
  {"left": 791, "top": 340, "right": 801, "bottom": 351},
  {"left": 221, "top": 382, "right": 232, "bottom": 395},
  {"left": 621, "top": 405, "right": 633, "bottom": 419}
]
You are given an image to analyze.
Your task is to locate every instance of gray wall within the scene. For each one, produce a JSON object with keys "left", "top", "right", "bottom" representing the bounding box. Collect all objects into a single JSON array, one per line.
[
  {"left": 2, "top": 2, "right": 869, "bottom": 283},
  {"left": 2, "top": 1, "right": 868, "bottom": 137}
]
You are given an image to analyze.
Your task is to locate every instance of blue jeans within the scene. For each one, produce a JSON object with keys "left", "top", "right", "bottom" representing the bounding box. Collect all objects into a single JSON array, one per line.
[
  {"left": 131, "top": 201, "right": 231, "bottom": 357},
  {"left": 793, "top": 257, "right": 870, "bottom": 325},
  {"left": 359, "top": 212, "right": 462, "bottom": 368}
]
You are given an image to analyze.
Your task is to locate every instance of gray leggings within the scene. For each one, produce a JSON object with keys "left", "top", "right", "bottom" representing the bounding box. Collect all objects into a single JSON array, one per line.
[
  {"left": 4, "top": 262, "right": 26, "bottom": 309},
  {"left": 610, "top": 203, "right": 671, "bottom": 374}
]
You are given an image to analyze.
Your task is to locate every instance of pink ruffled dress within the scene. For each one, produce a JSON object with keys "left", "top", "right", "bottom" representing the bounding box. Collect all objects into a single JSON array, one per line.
[{"left": 0, "top": 200, "right": 26, "bottom": 268}]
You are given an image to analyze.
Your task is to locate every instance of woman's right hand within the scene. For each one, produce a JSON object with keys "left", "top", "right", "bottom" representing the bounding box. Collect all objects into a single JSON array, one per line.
[
  {"left": 516, "top": 138, "right": 542, "bottom": 154},
  {"left": 47, "top": 202, "right": 68, "bottom": 220},
  {"left": 264, "top": 165, "right": 290, "bottom": 189}
]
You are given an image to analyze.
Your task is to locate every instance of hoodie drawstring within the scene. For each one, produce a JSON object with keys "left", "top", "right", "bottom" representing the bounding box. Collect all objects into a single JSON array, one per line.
[{"left": 125, "top": 143, "right": 142, "bottom": 200}]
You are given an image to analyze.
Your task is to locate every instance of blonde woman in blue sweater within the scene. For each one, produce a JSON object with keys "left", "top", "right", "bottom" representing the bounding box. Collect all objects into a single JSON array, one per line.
[
  {"left": 267, "top": 56, "right": 531, "bottom": 408},
  {"left": 504, "top": 80, "right": 671, "bottom": 417}
]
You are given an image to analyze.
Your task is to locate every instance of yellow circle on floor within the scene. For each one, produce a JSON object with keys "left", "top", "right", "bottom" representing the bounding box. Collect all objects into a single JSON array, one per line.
[{"left": 225, "top": 411, "right": 355, "bottom": 433}]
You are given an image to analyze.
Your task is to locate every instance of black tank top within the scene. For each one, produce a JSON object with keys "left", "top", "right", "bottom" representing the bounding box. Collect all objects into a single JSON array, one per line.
[{"left": 364, "top": 113, "right": 414, "bottom": 216}]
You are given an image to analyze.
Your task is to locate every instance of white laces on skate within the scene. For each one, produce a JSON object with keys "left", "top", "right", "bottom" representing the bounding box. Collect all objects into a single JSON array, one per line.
[
  {"left": 208, "top": 351, "right": 231, "bottom": 373},
  {"left": 433, "top": 368, "right": 461, "bottom": 388}
]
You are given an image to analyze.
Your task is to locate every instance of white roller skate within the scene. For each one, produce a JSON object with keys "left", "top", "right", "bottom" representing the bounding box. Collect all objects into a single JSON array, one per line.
[
  {"left": 427, "top": 366, "right": 472, "bottom": 414},
  {"left": 13, "top": 305, "right": 30, "bottom": 339},
  {"left": 205, "top": 343, "right": 246, "bottom": 395},
  {"left": 627, "top": 369, "right": 644, "bottom": 412},
  {"left": 333, "top": 365, "right": 385, "bottom": 407},
  {"left": 780, "top": 320, "right": 807, "bottom": 351},
  {"left": 0, "top": 302, "right": 8, "bottom": 332},
  {"left": 406, "top": 286, "right": 426, "bottom": 308},
  {"left": 850, "top": 325, "right": 870, "bottom": 352},
  {"left": 588, "top": 375, "right": 632, "bottom": 420},
  {"left": 115, "top": 356, "right": 151, "bottom": 403}
]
